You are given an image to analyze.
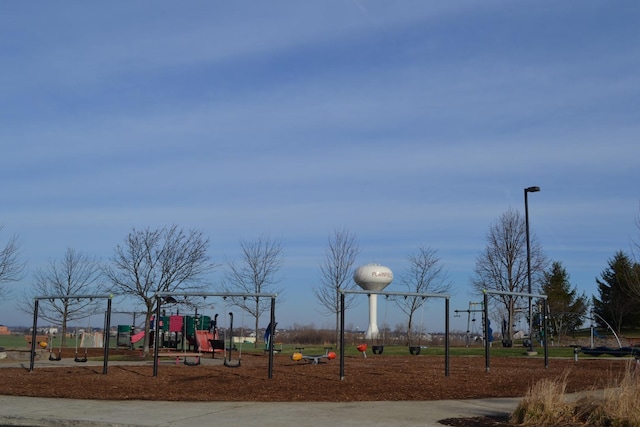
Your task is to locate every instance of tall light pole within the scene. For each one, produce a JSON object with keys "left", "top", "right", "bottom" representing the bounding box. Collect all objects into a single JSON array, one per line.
[{"left": 524, "top": 186, "right": 540, "bottom": 352}]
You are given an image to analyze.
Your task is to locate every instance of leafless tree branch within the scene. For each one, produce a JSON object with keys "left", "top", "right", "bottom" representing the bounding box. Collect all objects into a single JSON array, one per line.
[
  {"left": 312, "top": 228, "right": 361, "bottom": 347},
  {"left": 104, "top": 225, "right": 215, "bottom": 354}
]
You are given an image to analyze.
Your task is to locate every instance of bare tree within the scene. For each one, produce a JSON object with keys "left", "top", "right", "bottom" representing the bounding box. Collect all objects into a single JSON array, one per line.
[
  {"left": 395, "top": 245, "right": 451, "bottom": 345},
  {"left": 471, "top": 207, "right": 547, "bottom": 343},
  {"left": 221, "top": 235, "right": 284, "bottom": 348},
  {"left": 0, "top": 225, "right": 26, "bottom": 299},
  {"left": 312, "top": 228, "right": 361, "bottom": 347},
  {"left": 104, "top": 225, "right": 214, "bottom": 354},
  {"left": 19, "top": 248, "right": 104, "bottom": 346}
]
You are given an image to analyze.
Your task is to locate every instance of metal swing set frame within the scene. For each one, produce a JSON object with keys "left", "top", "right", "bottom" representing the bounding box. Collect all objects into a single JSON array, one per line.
[
  {"left": 482, "top": 289, "right": 549, "bottom": 372},
  {"left": 338, "top": 288, "right": 451, "bottom": 380},
  {"left": 152, "top": 292, "right": 277, "bottom": 378},
  {"left": 29, "top": 293, "right": 114, "bottom": 374}
]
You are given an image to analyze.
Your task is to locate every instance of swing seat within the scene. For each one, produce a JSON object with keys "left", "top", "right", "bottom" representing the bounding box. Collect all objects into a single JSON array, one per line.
[
  {"left": 209, "top": 339, "right": 225, "bottom": 358},
  {"left": 183, "top": 355, "right": 201, "bottom": 366},
  {"left": 224, "top": 358, "right": 241, "bottom": 368},
  {"left": 372, "top": 345, "right": 384, "bottom": 355}
]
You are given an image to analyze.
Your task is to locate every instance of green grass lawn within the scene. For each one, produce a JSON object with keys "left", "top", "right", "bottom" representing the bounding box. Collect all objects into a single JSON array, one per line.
[
  {"left": 0, "top": 334, "right": 121, "bottom": 350},
  {"left": 0, "top": 334, "right": 39, "bottom": 349},
  {"left": 2, "top": 334, "right": 632, "bottom": 359},
  {"left": 242, "top": 343, "right": 581, "bottom": 358}
]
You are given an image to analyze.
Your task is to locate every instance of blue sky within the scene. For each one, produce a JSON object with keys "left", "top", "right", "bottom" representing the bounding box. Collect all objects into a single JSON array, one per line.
[{"left": 1, "top": 1, "right": 639, "bottom": 333}]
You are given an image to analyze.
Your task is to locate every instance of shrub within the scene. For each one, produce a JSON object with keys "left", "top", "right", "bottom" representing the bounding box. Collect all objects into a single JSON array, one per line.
[
  {"left": 512, "top": 360, "right": 640, "bottom": 427},
  {"left": 510, "top": 371, "right": 574, "bottom": 426},
  {"left": 575, "top": 360, "right": 640, "bottom": 427}
]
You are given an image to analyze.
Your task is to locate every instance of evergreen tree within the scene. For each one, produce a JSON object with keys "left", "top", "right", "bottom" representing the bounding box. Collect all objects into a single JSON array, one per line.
[
  {"left": 592, "top": 251, "right": 640, "bottom": 334},
  {"left": 541, "top": 261, "right": 588, "bottom": 345}
]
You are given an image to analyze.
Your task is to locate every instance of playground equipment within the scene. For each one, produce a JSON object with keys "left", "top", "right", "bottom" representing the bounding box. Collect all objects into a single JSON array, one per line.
[
  {"left": 223, "top": 312, "right": 241, "bottom": 368},
  {"left": 152, "top": 291, "right": 277, "bottom": 379},
  {"left": 575, "top": 311, "right": 639, "bottom": 358},
  {"left": 80, "top": 331, "right": 104, "bottom": 348},
  {"left": 356, "top": 343, "right": 367, "bottom": 358},
  {"left": 130, "top": 330, "right": 145, "bottom": 346},
  {"left": 117, "top": 324, "right": 133, "bottom": 348},
  {"left": 206, "top": 314, "right": 226, "bottom": 358},
  {"left": 354, "top": 264, "right": 393, "bottom": 340},
  {"left": 400, "top": 295, "right": 431, "bottom": 356},
  {"left": 371, "top": 295, "right": 390, "bottom": 355},
  {"left": 223, "top": 312, "right": 242, "bottom": 368},
  {"left": 482, "top": 289, "right": 549, "bottom": 372},
  {"left": 365, "top": 293, "right": 429, "bottom": 356},
  {"left": 579, "top": 346, "right": 640, "bottom": 357},
  {"left": 48, "top": 331, "right": 62, "bottom": 361},
  {"left": 74, "top": 327, "right": 88, "bottom": 363},
  {"left": 454, "top": 301, "right": 485, "bottom": 347},
  {"left": 291, "top": 347, "right": 336, "bottom": 364},
  {"left": 408, "top": 303, "right": 429, "bottom": 355},
  {"left": 29, "top": 293, "right": 114, "bottom": 374},
  {"left": 263, "top": 320, "right": 279, "bottom": 354},
  {"left": 339, "top": 288, "right": 451, "bottom": 380},
  {"left": 114, "top": 311, "right": 145, "bottom": 349}
]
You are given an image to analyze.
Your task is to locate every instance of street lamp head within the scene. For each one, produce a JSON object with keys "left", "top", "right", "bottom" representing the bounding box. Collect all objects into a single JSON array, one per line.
[{"left": 525, "top": 186, "right": 540, "bottom": 193}]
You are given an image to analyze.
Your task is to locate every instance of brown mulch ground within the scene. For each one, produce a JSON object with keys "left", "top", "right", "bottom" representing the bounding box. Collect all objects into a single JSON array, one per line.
[{"left": 0, "top": 349, "right": 633, "bottom": 427}]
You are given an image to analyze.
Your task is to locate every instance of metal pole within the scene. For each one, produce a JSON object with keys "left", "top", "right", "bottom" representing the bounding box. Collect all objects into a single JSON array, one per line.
[
  {"left": 543, "top": 299, "right": 549, "bottom": 368},
  {"left": 29, "top": 299, "right": 39, "bottom": 372},
  {"left": 340, "top": 292, "right": 345, "bottom": 380},
  {"left": 445, "top": 298, "right": 450, "bottom": 377},
  {"left": 153, "top": 298, "right": 161, "bottom": 377},
  {"left": 484, "top": 292, "right": 490, "bottom": 372},
  {"left": 103, "top": 297, "right": 112, "bottom": 375},
  {"left": 268, "top": 297, "right": 275, "bottom": 379},
  {"left": 525, "top": 188, "right": 532, "bottom": 352},
  {"left": 524, "top": 186, "right": 539, "bottom": 352}
]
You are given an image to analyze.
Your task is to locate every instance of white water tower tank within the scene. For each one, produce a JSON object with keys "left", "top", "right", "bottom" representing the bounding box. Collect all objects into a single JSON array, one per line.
[{"left": 354, "top": 264, "right": 393, "bottom": 339}]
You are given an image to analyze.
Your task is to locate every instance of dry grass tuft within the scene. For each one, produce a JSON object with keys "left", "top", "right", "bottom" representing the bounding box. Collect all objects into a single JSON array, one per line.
[
  {"left": 510, "top": 371, "right": 574, "bottom": 426},
  {"left": 512, "top": 360, "right": 640, "bottom": 427},
  {"left": 575, "top": 360, "right": 640, "bottom": 427}
]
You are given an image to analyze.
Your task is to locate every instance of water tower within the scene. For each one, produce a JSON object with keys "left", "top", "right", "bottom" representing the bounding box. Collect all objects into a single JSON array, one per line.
[{"left": 353, "top": 264, "right": 393, "bottom": 339}]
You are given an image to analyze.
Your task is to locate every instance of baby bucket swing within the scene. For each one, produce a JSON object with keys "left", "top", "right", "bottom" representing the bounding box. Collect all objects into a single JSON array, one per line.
[
  {"left": 372, "top": 295, "right": 390, "bottom": 355},
  {"left": 408, "top": 297, "right": 427, "bottom": 356}
]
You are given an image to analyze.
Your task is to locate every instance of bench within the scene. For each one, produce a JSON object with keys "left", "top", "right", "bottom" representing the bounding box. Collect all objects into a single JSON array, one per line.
[
  {"left": 25, "top": 335, "right": 50, "bottom": 346},
  {"left": 263, "top": 342, "right": 283, "bottom": 354}
]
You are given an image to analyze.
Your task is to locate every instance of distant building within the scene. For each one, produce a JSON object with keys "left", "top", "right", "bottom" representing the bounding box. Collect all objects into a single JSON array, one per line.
[{"left": 0, "top": 325, "right": 11, "bottom": 335}]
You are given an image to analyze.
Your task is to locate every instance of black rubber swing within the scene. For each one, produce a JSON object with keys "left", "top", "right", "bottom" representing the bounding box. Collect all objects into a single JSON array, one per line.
[
  {"left": 48, "top": 332, "right": 62, "bottom": 361},
  {"left": 223, "top": 312, "right": 241, "bottom": 368},
  {"left": 74, "top": 328, "right": 87, "bottom": 363}
]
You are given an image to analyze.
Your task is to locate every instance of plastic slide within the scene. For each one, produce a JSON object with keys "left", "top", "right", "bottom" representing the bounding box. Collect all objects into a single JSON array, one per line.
[
  {"left": 130, "top": 330, "right": 145, "bottom": 344},
  {"left": 193, "top": 331, "right": 214, "bottom": 353}
]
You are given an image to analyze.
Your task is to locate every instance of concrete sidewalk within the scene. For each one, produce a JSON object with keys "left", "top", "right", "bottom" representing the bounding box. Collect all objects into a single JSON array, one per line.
[{"left": 0, "top": 395, "right": 519, "bottom": 427}]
